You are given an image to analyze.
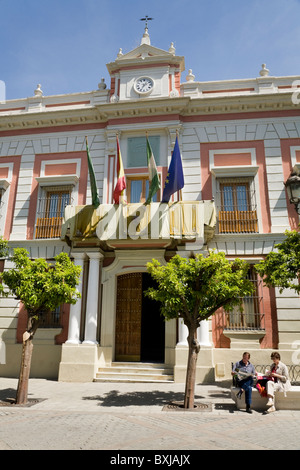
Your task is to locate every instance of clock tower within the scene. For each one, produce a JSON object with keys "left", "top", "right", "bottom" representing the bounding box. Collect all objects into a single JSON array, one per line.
[{"left": 106, "top": 26, "right": 185, "bottom": 102}]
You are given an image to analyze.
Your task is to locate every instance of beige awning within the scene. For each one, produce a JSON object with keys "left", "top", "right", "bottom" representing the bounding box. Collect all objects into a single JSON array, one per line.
[{"left": 61, "top": 200, "right": 216, "bottom": 244}]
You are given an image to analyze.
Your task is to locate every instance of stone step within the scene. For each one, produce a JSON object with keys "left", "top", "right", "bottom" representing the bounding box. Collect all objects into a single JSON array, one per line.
[{"left": 94, "top": 362, "right": 174, "bottom": 383}]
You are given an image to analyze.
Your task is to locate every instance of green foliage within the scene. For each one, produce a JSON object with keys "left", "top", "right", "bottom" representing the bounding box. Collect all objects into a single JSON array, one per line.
[
  {"left": 256, "top": 228, "right": 300, "bottom": 293},
  {"left": 146, "top": 252, "right": 253, "bottom": 326},
  {"left": 0, "top": 248, "right": 82, "bottom": 316},
  {"left": 0, "top": 236, "right": 9, "bottom": 258}
]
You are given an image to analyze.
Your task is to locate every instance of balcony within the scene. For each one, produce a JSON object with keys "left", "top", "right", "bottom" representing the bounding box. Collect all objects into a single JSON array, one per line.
[
  {"left": 61, "top": 201, "right": 217, "bottom": 248},
  {"left": 218, "top": 210, "right": 258, "bottom": 234},
  {"left": 35, "top": 192, "right": 72, "bottom": 239}
]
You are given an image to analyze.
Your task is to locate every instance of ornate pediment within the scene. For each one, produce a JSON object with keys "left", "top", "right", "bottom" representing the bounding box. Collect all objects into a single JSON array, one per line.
[{"left": 107, "top": 28, "right": 185, "bottom": 74}]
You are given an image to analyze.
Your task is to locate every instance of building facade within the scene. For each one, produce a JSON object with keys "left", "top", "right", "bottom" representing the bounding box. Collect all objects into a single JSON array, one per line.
[{"left": 0, "top": 28, "right": 299, "bottom": 383}]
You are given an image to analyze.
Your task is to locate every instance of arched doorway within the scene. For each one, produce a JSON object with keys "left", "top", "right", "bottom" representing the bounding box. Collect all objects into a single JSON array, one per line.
[{"left": 115, "top": 272, "right": 165, "bottom": 363}]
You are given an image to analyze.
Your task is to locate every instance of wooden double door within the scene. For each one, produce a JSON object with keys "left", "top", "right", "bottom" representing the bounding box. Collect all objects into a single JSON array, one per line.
[{"left": 115, "top": 273, "right": 165, "bottom": 362}]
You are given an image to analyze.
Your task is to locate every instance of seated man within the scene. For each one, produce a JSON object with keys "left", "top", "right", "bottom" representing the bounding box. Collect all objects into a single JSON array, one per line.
[{"left": 232, "top": 352, "right": 257, "bottom": 414}]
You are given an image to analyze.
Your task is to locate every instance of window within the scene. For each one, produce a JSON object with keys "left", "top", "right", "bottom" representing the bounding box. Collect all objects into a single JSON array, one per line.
[
  {"left": 0, "top": 179, "right": 10, "bottom": 229},
  {"left": 127, "top": 136, "right": 160, "bottom": 167},
  {"left": 35, "top": 186, "right": 72, "bottom": 239},
  {"left": 217, "top": 177, "right": 258, "bottom": 233},
  {"left": 127, "top": 176, "right": 160, "bottom": 203},
  {"left": 39, "top": 306, "right": 62, "bottom": 328},
  {"left": 224, "top": 266, "right": 265, "bottom": 330}
]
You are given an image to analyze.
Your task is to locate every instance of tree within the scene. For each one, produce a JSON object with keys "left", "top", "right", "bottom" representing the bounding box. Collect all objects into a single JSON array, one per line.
[
  {"left": 0, "top": 236, "right": 9, "bottom": 258},
  {"left": 0, "top": 248, "right": 82, "bottom": 404},
  {"left": 255, "top": 228, "right": 300, "bottom": 293},
  {"left": 146, "top": 252, "right": 253, "bottom": 409}
]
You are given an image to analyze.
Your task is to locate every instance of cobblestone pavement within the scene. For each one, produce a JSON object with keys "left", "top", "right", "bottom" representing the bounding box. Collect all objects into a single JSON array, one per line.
[{"left": 0, "top": 378, "right": 299, "bottom": 452}]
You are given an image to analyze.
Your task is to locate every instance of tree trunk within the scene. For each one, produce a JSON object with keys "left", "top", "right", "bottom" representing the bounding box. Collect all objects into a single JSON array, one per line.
[
  {"left": 16, "top": 315, "right": 39, "bottom": 405},
  {"left": 16, "top": 336, "right": 33, "bottom": 404},
  {"left": 183, "top": 325, "right": 200, "bottom": 409}
]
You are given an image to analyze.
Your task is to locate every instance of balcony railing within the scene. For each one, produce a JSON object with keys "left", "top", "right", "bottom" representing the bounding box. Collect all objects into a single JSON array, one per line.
[
  {"left": 35, "top": 192, "right": 72, "bottom": 239},
  {"left": 217, "top": 177, "right": 258, "bottom": 234},
  {"left": 219, "top": 210, "right": 258, "bottom": 233},
  {"left": 35, "top": 216, "right": 64, "bottom": 239},
  {"left": 224, "top": 310, "right": 265, "bottom": 330},
  {"left": 223, "top": 268, "right": 265, "bottom": 330}
]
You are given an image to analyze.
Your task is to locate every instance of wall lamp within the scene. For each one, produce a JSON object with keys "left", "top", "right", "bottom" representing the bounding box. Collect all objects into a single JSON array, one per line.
[{"left": 284, "top": 166, "right": 300, "bottom": 215}]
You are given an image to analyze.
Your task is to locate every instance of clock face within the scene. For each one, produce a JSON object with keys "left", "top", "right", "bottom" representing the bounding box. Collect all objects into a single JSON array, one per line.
[{"left": 134, "top": 77, "right": 154, "bottom": 94}]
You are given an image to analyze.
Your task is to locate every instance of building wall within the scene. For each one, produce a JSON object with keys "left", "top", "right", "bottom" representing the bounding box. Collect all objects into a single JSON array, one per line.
[{"left": 1, "top": 60, "right": 300, "bottom": 382}]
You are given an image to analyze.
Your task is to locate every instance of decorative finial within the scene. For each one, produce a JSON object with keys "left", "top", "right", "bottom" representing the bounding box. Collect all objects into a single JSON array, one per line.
[
  {"left": 34, "top": 84, "right": 43, "bottom": 97},
  {"left": 186, "top": 69, "right": 195, "bottom": 82},
  {"left": 169, "top": 42, "right": 175, "bottom": 55},
  {"left": 98, "top": 78, "right": 106, "bottom": 90},
  {"left": 117, "top": 48, "right": 123, "bottom": 59},
  {"left": 140, "top": 15, "right": 153, "bottom": 45},
  {"left": 259, "top": 63, "right": 270, "bottom": 77}
]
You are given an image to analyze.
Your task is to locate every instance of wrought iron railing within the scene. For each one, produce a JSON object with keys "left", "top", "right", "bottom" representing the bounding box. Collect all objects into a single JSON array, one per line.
[
  {"left": 232, "top": 363, "right": 300, "bottom": 385},
  {"left": 217, "top": 177, "right": 258, "bottom": 234},
  {"left": 224, "top": 267, "right": 265, "bottom": 330},
  {"left": 254, "top": 364, "right": 300, "bottom": 385},
  {"left": 39, "top": 307, "right": 62, "bottom": 328},
  {"left": 35, "top": 192, "right": 72, "bottom": 239}
]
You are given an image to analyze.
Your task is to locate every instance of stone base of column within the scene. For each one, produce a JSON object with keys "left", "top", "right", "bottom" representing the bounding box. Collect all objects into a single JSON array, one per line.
[
  {"left": 174, "top": 344, "right": 214, "bottom": 383},
  {"left": 58, "top": 343, "right": 98, "bottom": 382},
  {"left": 174, "top": 364, "right": 215, "bottom": 383}
]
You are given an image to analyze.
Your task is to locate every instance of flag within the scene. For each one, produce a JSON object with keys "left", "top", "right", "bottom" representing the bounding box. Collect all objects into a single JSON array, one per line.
[
  {"left": 86, "top": 137, "right": 100, "bottom": 208},
  {"left": 162, "top": 135, "right": 184, "bottom": 203},
  {"left": 145, "top": 137, "right": 160, "bottom": 204},
  {"left": 113, "top": 136, "right": 126, "bottom": 204}
]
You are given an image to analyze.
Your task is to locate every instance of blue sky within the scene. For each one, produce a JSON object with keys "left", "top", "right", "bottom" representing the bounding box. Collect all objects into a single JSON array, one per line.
[{"left": 1, "top": 0, "right": 300, "bottom": 100}]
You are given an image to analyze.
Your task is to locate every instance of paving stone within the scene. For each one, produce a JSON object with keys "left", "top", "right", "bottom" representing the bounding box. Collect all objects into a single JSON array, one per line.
[{"left": 0, "top": 378, "right": 299, "bottom": 450}]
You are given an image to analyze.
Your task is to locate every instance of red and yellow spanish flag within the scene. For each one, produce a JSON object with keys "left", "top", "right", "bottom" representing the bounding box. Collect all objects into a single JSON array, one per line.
[{"left": 113, "top": 135, "right": 126, "bottom": 204}]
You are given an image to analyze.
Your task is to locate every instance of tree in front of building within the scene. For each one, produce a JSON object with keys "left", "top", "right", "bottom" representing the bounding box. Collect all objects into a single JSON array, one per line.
[
  {"left": 0, "top": 236, "right": 8, "bottom": 258},
  {"left": 146, "top": 251, "right": 253, "bottom": 409},
  {"left": 255, "top": 228, "right": 300, "bottom": 294},
  {"left": 0, "top": 248, "right": 82, "bottom": 405}
]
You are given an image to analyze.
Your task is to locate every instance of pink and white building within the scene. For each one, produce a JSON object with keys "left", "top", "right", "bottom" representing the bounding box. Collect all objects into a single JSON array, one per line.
[{"left": 0, "top": 28, "right": 299, "bottom": 383}]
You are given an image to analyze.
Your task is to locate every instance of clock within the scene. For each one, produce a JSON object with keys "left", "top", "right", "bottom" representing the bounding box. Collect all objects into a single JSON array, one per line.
[{"left": 134, "top": 77, "right": 154, "bottom": 95}]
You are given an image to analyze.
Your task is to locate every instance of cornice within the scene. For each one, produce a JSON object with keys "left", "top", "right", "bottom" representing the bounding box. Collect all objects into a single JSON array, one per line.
[
  {"left": 181, "top": 91, "right": 300, "bottom": 118},
  {"left": 107, "top": 55, "right": 185, "bottom": 74},
  {"left": 0, "top": 90, "right": 299, "bottom": 135}
]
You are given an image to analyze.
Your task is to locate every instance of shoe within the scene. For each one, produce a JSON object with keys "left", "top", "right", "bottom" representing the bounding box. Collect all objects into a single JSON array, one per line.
[
  {"left": 267, "top": 405, "right": 275, "bottom": 413},
  {"left": 246, "top": 405, "right": 252, "bottom": 414},
  {"left": 236, "top": 389, "right": 243, "bottom": 399},
  {"left": 266, "top": 398, "right": 274, "bottom": 407}
]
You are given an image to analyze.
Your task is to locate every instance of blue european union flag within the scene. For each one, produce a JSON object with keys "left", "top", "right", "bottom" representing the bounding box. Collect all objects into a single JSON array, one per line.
[{"left": 162, "top": 136, "right": 184, "bottom": 202}]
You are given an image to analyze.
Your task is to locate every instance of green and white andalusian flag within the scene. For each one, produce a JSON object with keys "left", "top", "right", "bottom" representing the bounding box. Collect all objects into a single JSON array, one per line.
[
  {"left": 146, "top": 137, "right": 161, "bottom": 204},
  {"left": 86, "top": 137, "right": 100, "bottom": 208}
]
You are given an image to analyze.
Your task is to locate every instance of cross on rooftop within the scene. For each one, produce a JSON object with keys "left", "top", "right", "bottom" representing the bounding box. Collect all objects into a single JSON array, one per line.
[{"left": 140, "top": 15, "right": 153, "bottom": 29}]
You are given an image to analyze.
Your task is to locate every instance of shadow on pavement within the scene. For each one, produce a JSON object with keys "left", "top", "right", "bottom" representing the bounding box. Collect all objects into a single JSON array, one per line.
[
  {"left": 82, "top": 390, "right": 206, "bottom": 407},
  {"left": 0, "top": 388, "right": 17, "bottom": 402}
]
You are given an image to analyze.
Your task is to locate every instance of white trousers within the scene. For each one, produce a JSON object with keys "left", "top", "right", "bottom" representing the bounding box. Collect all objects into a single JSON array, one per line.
[{"left": 266, "top": 381, "right": 281, "bottom": 397}]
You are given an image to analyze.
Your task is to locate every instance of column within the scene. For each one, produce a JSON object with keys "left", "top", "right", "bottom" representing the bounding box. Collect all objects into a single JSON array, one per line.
[
  {"left": 83, "top": 252, "right": 103, "bottom": 344},
  {"left": 177, "top": 318, "right": 188, "bottom": 345},
  {"left": 178, "top": 319, "right": 211, "bottom": 346},
  {"left": 66, "top": 252, "right": 85, "bottom": 345},
  {"left": 197, "top": 319, "right": 212, "bottom": 347}
]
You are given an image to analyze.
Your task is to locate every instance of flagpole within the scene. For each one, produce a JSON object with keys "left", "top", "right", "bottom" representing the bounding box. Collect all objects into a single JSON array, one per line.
[{"left": 176, "top": 130, "right": 182, "bottom": 202}]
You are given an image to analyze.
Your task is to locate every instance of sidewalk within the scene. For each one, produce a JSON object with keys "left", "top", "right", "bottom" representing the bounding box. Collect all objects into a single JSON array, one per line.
[
  {"left": 0, "top": 377, "right": 299, "bottom": 450},
  {"left": 0, "top": 377, "right": 234, "bottom": 413}
]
